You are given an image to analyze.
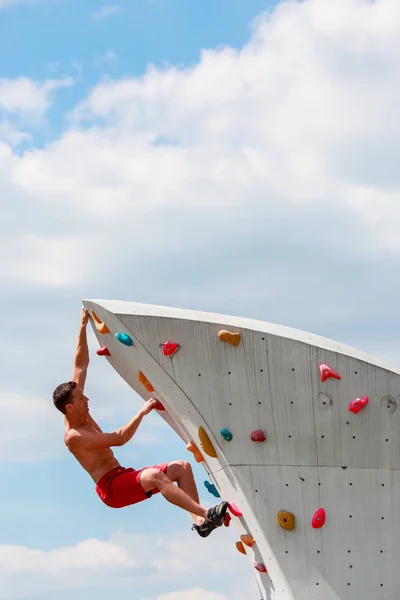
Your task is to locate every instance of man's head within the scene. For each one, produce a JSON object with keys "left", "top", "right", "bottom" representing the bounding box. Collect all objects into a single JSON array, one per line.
[{"left": 53, "top": 381, "right": 88, "bottom": 417}]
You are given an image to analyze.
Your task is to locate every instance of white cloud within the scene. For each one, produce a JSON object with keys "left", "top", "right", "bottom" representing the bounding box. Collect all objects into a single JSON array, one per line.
[
  {"left": 0, "top": 77, "right": 74, "bottom": 115},
  {"left": 0, "top": 121, "right": 31, "bottom": 146},
  {"left": 92, "top": 4, "right": 121, "bottom": 19},
  {"left": 0, "top": 531, "right": 256, "bottom": 599}
]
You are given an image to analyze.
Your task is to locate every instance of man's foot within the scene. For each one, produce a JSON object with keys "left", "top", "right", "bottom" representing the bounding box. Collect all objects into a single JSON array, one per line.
[
  {"left": 191, "top": 520, "right": 216, "bottom": 538},
  {"left": 206, "top": 500, "right": 229, "bottom": 528}
]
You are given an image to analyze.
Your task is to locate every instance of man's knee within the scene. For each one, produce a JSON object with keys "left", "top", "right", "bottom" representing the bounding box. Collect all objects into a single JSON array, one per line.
[
  {"left": 141, "top": 467, "right": 167, "bottom": 490},
  {"left": 167, "top": 460, "right": 192, "bottom": 481}
]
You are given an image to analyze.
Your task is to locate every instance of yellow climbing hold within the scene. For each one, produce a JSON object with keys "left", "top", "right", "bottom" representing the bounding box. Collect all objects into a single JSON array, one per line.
[
  {"left": 236, "top": 541, "right": 246, "bottom": 555},
  {"left": 186, "top": 441, "right": 204, "bottom": 463},
  {"left": 198, "top": 426, "right": 218, "bottom": 458},
  {"left": 218, "top": 330, "right": 241, "bottom": 347},
  {"left": 137, "top": 371, "right": 154, "bottom": 393},
  {"left": 91, "top": 311, "right": 110, "bottom": 334},
  {"left": 240, "top": 534, "right": 255, "bottom": 547},
  {"left": 277, "top": 510, "right": 296, "bottom": 531}
]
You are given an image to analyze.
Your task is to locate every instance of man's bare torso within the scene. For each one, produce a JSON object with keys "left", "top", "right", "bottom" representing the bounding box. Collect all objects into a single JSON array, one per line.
[{"left": 65, "top": 418, "right": 120, "bottom": 483}]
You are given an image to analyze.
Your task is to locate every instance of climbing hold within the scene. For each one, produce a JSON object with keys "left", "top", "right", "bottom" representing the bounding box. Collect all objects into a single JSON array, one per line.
[
  {"left": 241, "top": 534, "right": 255, "bottom": 547},
  {"left": 198, "top": 426, "right": 218, "bottom": 458},
  {"left": 220, "top": 428, "right": 233, "bottom": 441},
  {"left": 137, "top": 371, "right": 154, "bottom": 393},
  {"left": 228, "top": 501, "right": 243, "bottom": 517},
  {"left": 115, "top": 332, "right": 133, "bottom": 347},
  {"left": 319, "top": 364, "right": 341, "bottom": 382},
  {"left": 96, "top": 346, "right": 110, "bottom": 357},
  {"left": 277, "top": 510, "right": 296, "bottom": 531},
  {"left": 91, "top": 311, "right": 110, "bottom": 335},
  {"left": 236, "top": 541, "right": 246, "bottom": 555},
  {"left": 240, "top": 534, "right": 255, "bottom": 549},
  {"left": 204, "top": 481, "right": 220, "bottom": 498},
  {"left": 251, "top": 429, "right": 266, "bottom": 443},
  {"left": 186, "top": 441, "right": 204, "bottom": 463},
  {"left": 312, "top": 508, "right": 326, "bottom": 529},
  {"left": 152, "top": 400, "right": 165, "bottom": 411},
  {"left": 349, "top": 396, "right": 368, "bottom": 414},
  {"left": 162, "top": 341, "right": 180, "bottom": 357},
  {"left": 224, "top": 513, "right": 231, "bottom": 527},
  {"left": 218, "top": 330, "right": 241, "bottom": 347},
  {"left": 254, "top": 562, "right": 267, "bottom": 573}
]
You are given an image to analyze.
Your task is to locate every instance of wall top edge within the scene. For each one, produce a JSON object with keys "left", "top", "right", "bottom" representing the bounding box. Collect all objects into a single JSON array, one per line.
[{"left": 83, "top": 298, "right": 400, "bottom": 375}]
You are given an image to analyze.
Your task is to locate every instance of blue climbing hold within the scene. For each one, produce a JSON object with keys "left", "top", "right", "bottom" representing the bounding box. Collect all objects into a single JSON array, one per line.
[
  {"left": 220, "top": 428, "right": 233, "bottom": 441},
  {"left": 115, "top": 332, "right": 133, "bottom": 347},
  {"left": 204, "top": 481, "right": 220, "bottom": 498}
]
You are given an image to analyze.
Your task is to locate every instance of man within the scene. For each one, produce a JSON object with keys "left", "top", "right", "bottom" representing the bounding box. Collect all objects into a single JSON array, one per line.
[{"left": 52, "top": 307, "right": 228, "bottom": 538}]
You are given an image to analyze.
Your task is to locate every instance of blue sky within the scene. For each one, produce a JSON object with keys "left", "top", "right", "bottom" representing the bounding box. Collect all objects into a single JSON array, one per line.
[{"left": 1, "top": 0, "right": 400, "bottom": 598}]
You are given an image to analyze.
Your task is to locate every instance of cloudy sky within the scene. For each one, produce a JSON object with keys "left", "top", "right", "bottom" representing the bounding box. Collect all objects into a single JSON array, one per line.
[{"left": 1, "top": 0, "right": 399, "bottom": 598}]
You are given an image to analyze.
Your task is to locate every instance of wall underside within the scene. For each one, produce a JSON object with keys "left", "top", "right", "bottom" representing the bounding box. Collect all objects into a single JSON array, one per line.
[{"left": 83, "top": 299, "right": 400, "bottom": 600}]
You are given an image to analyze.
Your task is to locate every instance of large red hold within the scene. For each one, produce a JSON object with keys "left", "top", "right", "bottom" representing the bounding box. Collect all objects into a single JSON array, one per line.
[
  {"left": 312, "top": 508, "right": 326, "bottom": 529},
  {"left": 251, "top": 429, "right": 266, "bottom": 442},
  {"left": 254, "top": 562, "right": 267, "bottom": 573},
  {"left": 96, "top": 346, "right": 111, "bottom": 356},
  {"left": 349, "top": 396, "right": 368, "bottom": 414},
  {"left": 319, "top": 363, "right": 341, "bottom": 382},
  {"left": 162, "top": 341, "right": 180, "bottom": 357}
]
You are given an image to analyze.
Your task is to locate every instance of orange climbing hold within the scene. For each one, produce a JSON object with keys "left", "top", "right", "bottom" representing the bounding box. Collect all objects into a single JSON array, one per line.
[
  {"left": 218, "top": 330, "right": 241, "bottom": 347},
  {"left": 236, "top": 541, "right": 246, "bottom": 555},
  {"left": 198, "top": 426, "right": 218, "bottom": 458},
  {"left": 254, "top": 562, "right": 267, "bottom": 573},
  {"left": 186, "top": 441, "right": 204, "bottom": 463},
  {"left": 91, "top": 311, "right": 110, "bottom": 334},
  {"left": 240, "top": 534, "right": 255, "bottom": 547},
  {"left": 277, "top": 510, "right": 296, "bottom": 531},
  {"left": 319, "top": 363, "right": 341, "bottom": 382},
  {"left": 137, "top": 371, "right": 154, "bottom": 392}
]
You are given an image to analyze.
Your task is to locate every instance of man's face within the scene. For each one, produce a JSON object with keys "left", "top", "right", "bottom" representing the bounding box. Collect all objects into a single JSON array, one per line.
[{"left": 67, "top": 386, "right": 89, "bottom": 417}]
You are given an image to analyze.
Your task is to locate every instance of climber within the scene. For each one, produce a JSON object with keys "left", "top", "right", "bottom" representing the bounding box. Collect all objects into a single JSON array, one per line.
[{"left": 52, "top": 307, "right": 228, "bottom": 538}]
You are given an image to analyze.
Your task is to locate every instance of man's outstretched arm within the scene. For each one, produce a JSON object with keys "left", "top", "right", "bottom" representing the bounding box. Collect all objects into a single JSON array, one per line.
[{"left": 72, "top": 307, "right": 90, "bottom": 391}]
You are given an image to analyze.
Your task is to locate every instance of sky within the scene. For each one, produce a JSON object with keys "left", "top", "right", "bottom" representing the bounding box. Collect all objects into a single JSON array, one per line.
[{"left": 0, "top": 0, "right": 399, "bottom": 598}]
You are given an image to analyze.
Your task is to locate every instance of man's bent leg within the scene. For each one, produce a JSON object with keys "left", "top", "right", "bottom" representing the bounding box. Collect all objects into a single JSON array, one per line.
[
  {"left": 165, "top": 460, "right": 203, "bottom": 525},
  {"left": 140, "top": 467, "right": 208, "bottom": 521}
]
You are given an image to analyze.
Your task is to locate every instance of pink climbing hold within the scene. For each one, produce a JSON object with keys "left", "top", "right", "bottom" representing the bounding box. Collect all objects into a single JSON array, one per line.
[
  {"left": 228, "top": 501, "right": 243, "bottom": 517},
  {"left": 162, "top": 341, "right": 180, "bottom": 357},
  {"left": 96, "top": 347, "right": 110, "bottom": 357},
  {"left": 254, "top": 562, "right": 267, "bottom": 573},
  {"left": 349, "top": 396, "right": 368, "bottom": 414},
  {"left": 319, "top": 363, "right": 341, "bottom": 382},
  {"left": 251, "top": 429, "right": 266, "bottom": 442},
  {"left": 153, "top": 400, "right": 165, "bottom": 411},
  {"left": 312, "top": 508, "right": 326, "bottom": 529}
]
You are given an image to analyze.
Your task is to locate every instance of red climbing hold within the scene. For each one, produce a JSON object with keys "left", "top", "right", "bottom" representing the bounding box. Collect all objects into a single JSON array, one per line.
[
  {"left": 224, "top": 513, "right": 231, "bottom": 527},
  {"left": 96, "top": 347, "right": 110, "bottom": 357},
  {"left": 228, "top": 501, "right": 243, "bottom": 517},
  {"left": 349, "top": 396, "right": 368, "bottom": 414},
  {"left": 319, "top": 364, "right": 341, "bottom": 382},
  {"left": 254, "top": 562, "right": 267, "bottom": 573},
  {"left": 251, "top": 429, "right": 266, "bottom": 442},
  {"left": 312, "top": 508, "right": 326, "bottom": 529},
  {"left": 152, "top": 400, "right": 165, "bottom": 411},
  {"left": 162, "top": 341, "right": 180, "bottom": 357}
]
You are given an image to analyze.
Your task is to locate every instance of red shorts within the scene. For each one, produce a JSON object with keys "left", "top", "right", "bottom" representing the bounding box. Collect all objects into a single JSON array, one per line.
[{"left": 95, "top": 463, "right": 169, "bottom": 509}]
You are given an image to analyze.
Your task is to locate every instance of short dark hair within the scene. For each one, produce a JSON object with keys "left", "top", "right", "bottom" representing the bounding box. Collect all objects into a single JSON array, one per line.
[{"left": 53, "top": 381, "right": 77, "bottom": 414}]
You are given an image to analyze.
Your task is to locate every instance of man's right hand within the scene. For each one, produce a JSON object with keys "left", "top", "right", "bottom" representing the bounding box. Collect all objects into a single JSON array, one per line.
[{"left": 140, "top": 398, "right": 159, "bottom": 416}]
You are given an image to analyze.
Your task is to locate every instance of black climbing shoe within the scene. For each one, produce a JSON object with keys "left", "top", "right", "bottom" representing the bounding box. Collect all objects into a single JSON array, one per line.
[
  {"left": 206, "top": 500, "right": 229, "bottom": 528},
  {"left": 191, "top": 520, "right": 216, "bottom": 538}
]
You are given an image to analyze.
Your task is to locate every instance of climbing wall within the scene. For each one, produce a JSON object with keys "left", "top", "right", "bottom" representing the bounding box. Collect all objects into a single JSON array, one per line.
[{"left": 83, "top": 299, "right": 400, "bottom": 600}]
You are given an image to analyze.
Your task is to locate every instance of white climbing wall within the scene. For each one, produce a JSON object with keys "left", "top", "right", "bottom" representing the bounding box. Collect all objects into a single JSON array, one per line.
[{"left": 83, "top": 299, "right": 400, "bottom": 600}]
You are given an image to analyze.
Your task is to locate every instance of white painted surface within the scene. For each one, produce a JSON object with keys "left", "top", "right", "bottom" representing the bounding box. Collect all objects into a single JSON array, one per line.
[{"left": 83, "top": 299, "right": 400, "bottom": 600}]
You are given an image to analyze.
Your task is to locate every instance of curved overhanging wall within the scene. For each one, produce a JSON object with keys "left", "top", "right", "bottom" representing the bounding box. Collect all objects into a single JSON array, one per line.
[{"left": 83, "top": 299, "right": 400, "bottom": 600}]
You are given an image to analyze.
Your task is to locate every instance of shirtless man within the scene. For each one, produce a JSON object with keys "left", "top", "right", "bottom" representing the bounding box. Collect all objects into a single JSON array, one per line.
[{"left": 52, "top": 307, "right": 228, "bottom": 538}]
